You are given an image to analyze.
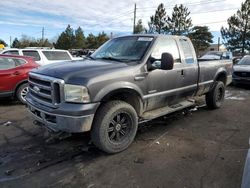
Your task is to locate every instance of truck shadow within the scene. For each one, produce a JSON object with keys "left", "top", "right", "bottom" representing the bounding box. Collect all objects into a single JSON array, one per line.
[{"left": 0, "top": 98, "right": 22, "bottom": 106}]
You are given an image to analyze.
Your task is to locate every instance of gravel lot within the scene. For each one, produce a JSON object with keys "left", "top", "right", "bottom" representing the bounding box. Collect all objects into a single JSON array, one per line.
[{"left": 0, "top": 85, "right": 249, "bottom": 188}]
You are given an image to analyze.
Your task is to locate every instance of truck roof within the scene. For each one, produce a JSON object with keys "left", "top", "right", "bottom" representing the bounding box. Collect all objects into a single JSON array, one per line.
[{"left": 115, "top": 34, "right": 189, "bottom": 40}]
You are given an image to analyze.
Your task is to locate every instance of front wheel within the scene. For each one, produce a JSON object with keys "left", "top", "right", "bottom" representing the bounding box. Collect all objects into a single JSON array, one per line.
[
  {"left": 205, "top": 81, "right": 225, "bottom": 109},
  {"left": 91, "top": 100, "right": 138, "bottom": 154},
  {"left": 16, "top": 83, "right": 29, "bottom": 104}
]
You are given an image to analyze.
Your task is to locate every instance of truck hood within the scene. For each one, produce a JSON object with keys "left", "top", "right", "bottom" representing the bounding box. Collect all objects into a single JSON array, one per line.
[
  {"left": 233, "top": 65, "right": 250, "bottom": 72},
  {"left": 31, "top": 59, "right": 130, "bottom": 84}
]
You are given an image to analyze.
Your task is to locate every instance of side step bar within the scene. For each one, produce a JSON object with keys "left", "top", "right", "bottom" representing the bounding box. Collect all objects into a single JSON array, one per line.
[{"left": 140, "top": 100, "right": 195, "bottom": 121}]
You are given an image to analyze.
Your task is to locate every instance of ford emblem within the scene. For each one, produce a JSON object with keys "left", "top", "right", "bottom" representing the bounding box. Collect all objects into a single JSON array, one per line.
[{"left": 33, "top": 86, "right": 40, "bottom": 93}]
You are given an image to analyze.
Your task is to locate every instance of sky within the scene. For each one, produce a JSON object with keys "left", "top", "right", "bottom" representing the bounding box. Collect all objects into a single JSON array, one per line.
[{"left": 0, "top": 0, "right": 245, "bottom": 46}]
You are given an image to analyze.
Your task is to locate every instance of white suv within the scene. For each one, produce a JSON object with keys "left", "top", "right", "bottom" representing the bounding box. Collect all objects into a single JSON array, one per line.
[{"left": 1, "top": 48, "right": 82, "bottom": 66}]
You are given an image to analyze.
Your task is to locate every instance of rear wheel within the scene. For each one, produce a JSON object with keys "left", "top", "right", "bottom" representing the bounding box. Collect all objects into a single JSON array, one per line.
[
  {"left": 205, "top": 81, "right": 225, "bottom": 109},
  {"left": 91, "top": 100, "right": 138, "bottom": 154},
  {"left": 16, "top": 83, "right": 29, "bottom": 104}
]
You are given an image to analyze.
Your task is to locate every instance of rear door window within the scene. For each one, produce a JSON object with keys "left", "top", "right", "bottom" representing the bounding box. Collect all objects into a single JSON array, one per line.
[
  {"left": 179, "top": 39, "right": 195, "bottom": 64},
  {"left": 42, "top": 51, "right": 71, "bottom": 60},
  {"left": 3, "top": 50, "right": 19, "bottom": 55},
  {"left": 22, "top": 50, "right": 41, "bottom": 61},
  {"left": 0, "top": 57, "right": 17, "bottom": 70}
]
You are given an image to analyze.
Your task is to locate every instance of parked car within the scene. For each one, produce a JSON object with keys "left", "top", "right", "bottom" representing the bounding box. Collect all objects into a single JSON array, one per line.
[
  {"left": 233, "top": 55, "right": 250, "bottom": 85},
  {"left": 199, "top": 51, "right": 233, "bottom": 60},
  {"left": 26, "top": 34, "right": 232, "bottom": 153},
  {"left": 0, "top": 48, "right": 82, "bottom": 66},
  {"left": 0, "top": 54, "right": 39, "bottom": 104}
]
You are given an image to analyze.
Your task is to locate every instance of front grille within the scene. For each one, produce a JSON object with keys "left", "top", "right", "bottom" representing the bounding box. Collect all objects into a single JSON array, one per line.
[
  {"left": 234, "top": 71, "right": 250, "bottom": 78},
  {"left": 28, "top": 73, "right": 64, "bottom": 107}
]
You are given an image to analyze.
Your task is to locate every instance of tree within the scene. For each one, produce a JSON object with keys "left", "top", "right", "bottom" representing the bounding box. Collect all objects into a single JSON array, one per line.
[
  {"left": 74, "top": 27, "right": 86, "bottom": 49},
  {"left": 168, "top": 4, "right": 192, "bottom": 35},
  {"left": 221, "top": 0, "right": 250, "bottom": 54},
  {"left": 55, "top": 25, "right": 75, "bottom": 49},
  {"left": 86, "top": 33, "right": 97, "bottom": 49},
  {"left": 18, "top": 35, "right": 33, "bottom": 48},
  {"left": 0, "top": 39, "right": 8, "bottom": 47},
  {"left": 134, "top": 19, "right": 145, "bottom": 34},
  {"left": 188, "top": 26, "right": 213, "bottom": 56},
  {"left": 11, "top": 38, "right": 20, "bottom": 48},
  {"left": 96, "top": 32, "right": 109, "bottom": 47},
  {"left": 147, "top": 3, "right": 169, "bottom": 34}
]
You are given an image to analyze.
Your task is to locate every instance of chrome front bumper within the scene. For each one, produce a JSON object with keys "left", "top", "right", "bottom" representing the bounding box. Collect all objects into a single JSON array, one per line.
[{"left": 27, "top": 103, "right": 94, "bottom": 133}]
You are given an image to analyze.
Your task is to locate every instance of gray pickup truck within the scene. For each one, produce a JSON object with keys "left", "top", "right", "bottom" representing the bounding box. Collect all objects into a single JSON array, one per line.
[{"left": 26, "top": 34, "right": 232, "bottom": 153}]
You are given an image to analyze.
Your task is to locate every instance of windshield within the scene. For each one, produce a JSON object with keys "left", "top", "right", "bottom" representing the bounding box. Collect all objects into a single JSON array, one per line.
[
  {"left": 91, "top": 36, "right": 153, "bottom": 62},
  {"left": 237, "top": 56, "right": 250, "bottom": 65}
]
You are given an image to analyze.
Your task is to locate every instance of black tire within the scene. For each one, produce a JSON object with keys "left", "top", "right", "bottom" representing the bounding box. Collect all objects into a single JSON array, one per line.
[
  {"left": 16, "top": 83, "right": 29, "bottom": 104},
  {"left": 205, "top": 81, "right": 225, "bottom": 109},
  {"left": 91, "top": 100, "right": 138, "bottom": 154}
]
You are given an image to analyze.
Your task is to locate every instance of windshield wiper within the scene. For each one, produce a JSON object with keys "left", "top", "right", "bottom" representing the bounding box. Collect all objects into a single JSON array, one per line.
[
  {"left": 98, "top": 57, "right": 139, "bottom": 62},
  {"left": 98, "top": 57, "right": 125, "bottom": 62},
  {"left": 86, "top": 56, "right": 96, "bottom": 60}
]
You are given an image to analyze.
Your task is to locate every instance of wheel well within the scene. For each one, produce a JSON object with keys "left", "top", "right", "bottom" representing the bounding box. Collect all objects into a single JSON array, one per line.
[
  {"left": 101, "top": 89, "right": 143, "bottom": 116},
  {"left": 215, "top": 72, "right": 227, "bottom": 85},
  {"left": 14, "top": 81, "right": 28, "bottom": 97}
]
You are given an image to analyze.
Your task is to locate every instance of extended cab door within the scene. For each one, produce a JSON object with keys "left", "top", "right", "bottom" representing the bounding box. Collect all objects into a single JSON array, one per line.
[{"left": 176, "top": 38, "right": 199, "bottom": 97}]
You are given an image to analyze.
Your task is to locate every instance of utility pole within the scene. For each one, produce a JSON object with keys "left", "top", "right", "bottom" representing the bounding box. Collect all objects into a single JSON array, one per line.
[
  {"left": 133, "top": 3, "right": 137, "bottom": 34},
  {"left": 42, "top": 27, "right": 44, "bottom": 46},
  {"left": 218, "top": 37, "right": 220, "bottom": 51}
]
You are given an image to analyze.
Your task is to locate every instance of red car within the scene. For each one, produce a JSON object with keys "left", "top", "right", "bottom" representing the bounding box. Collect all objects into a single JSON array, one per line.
[{"left": 0, "top": 54, "right": 39, "bottom": 104}]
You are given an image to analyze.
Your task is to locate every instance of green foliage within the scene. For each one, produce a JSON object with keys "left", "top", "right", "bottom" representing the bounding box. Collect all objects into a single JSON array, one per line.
[
  {"left": 55, "top": 25, "right": 75, "bottom": 49},
  {"left": 168, "top": 4, "right": 192, "bottom": 35},
  {"left": 188, "top": 26, "right": 213, "bottom": 56},
  {"left": 96, "top": 32, "right": 109, "bottom": 47},
  {"left": 55, "top": 25, "right": 109, "bottom": 49},
  {"left": 147, "top": 3, "right": 169, "bottom": 34},
  {"left": 147, "top": 3, "right": 192, "bottom": 35},
  {"left": 221, "top": 0, "right": 250, "bottom": 53},
  {"left": 86, "top": 33, "right": 97, "bottom": 49},
  {"left": 0, "top": 39, "right": 8, "bottom": 47},
  {"left": 75, "top": 27, "right": 86, "bottom": 49},
  {"left": 13, "top": 35, "right": 53, "bottom": 48},
  {"left": 134, "top": 19, "right": 145, "bottom": 34}
]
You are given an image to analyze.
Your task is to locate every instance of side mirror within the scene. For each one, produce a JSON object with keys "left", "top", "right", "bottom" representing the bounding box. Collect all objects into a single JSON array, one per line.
[{"left": 161, "top": 52, "right": 174, "bottom": 70}]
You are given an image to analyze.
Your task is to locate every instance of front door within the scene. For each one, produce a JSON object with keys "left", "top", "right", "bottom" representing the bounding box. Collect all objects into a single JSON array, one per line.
[{"left": 145, "top": 37, "right": 185, "bottom": 111}]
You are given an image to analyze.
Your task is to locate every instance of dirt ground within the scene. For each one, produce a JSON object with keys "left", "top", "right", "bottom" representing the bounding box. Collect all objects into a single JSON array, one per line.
[{"left": 0, "top": 85, "right": 250, "bottom": 188}]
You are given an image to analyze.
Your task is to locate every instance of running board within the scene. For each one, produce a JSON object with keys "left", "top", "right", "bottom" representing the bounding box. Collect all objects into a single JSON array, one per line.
[{"left": 141, "top": 100, "right": 195, "bottom": 120}]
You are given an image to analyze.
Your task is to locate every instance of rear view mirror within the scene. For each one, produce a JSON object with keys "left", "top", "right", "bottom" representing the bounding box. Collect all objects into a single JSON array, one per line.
[{"left": 161, "top": 53, "right": 174, "bottom": 70}]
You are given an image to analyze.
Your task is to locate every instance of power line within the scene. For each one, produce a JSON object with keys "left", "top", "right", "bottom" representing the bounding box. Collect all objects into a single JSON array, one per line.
[
  {"left": 194, "top": 20, "right": 227, "bottom": 25},
  {"left": 136, "top": 0, "right": 227, "bottom": 11}
]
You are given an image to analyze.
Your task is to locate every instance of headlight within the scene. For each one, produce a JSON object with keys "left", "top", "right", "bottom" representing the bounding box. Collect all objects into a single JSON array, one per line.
[{"left": 64, "top": 84, "right": 90, "bottom": 103}]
